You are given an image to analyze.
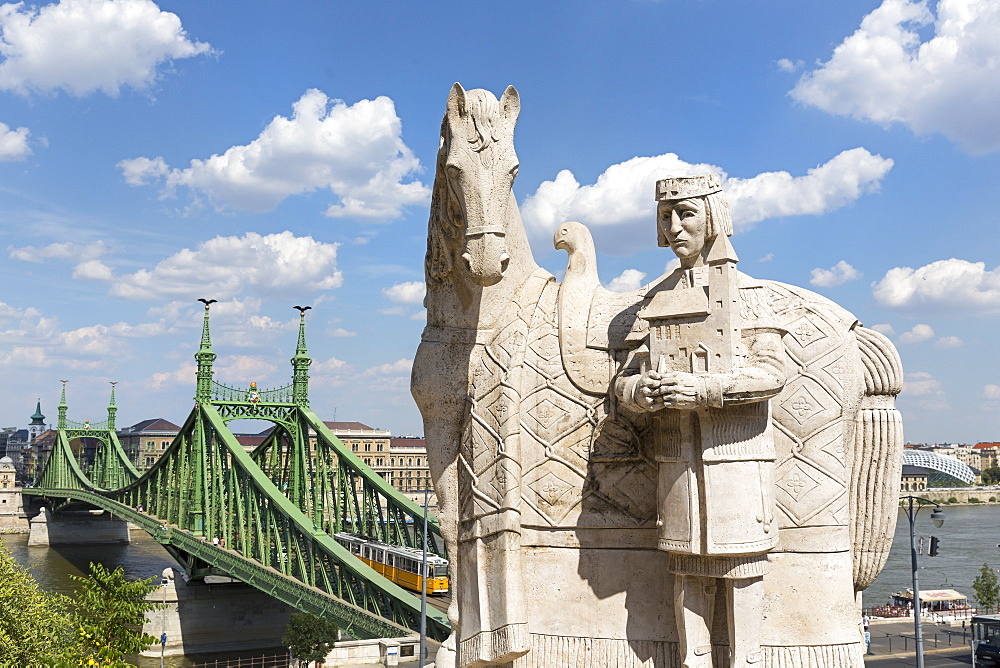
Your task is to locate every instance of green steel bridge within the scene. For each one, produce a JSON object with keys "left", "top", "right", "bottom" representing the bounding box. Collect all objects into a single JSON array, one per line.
[{"left": 23, "top": 304, "right": 450, "bottom": 642}]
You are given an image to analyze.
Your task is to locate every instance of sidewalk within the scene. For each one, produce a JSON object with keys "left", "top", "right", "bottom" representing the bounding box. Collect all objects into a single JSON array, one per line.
[{"left": 866, "top": 617, "right": 974, "bottom": 662}]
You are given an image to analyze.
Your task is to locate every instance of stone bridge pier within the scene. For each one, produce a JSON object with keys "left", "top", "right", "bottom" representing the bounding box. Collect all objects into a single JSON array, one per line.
[
  {"left": 27, "top": 506, "right": 130, "bottom": 546},
  {"left": 140, "top": 568, "right": 297, "bottom": 657}
]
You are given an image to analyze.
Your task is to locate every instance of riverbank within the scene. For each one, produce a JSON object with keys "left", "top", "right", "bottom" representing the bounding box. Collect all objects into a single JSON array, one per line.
[{"left": 903, "top": 488, "right": 1000, "bottom": 505}]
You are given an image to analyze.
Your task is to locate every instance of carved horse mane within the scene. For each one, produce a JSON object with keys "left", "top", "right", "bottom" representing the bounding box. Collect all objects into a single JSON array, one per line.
[{"left": 424, "top": 84, "right": 536, "bottom": 326}]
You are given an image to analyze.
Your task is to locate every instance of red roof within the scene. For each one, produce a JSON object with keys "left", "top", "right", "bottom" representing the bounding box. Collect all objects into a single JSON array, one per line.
[
  {"left": 324, "top": 421, "right": 375, "bottom": 431},
  {"left": 391, "top": 437, "right": 425, "bottom": 449},
  {"left": 974, "top": 442, "right": 1000, "bottom": 449},
  {"left": 122, "top": 418, "right": 181, "bottom": 433}
]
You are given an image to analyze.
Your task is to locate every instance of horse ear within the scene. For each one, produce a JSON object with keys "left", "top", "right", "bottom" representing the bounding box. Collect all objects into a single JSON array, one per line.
[
  {"left": 448, "top": 82, "right": 468, "bottom": 118},
  {"left": 500, "top": 85, "right": 520, "bottom": 125}
]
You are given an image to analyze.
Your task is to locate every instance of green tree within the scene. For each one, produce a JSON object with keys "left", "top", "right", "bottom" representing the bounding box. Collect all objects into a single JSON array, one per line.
[
  {"left": 983, "top": 467, "right": 1000, "bottom": 485},
  {"left": 69, "top": 562, "right": 163, "bottom": 666},
  {"left": 973, "top": 563, "right": 1000, "bottom": 610},
  {"left": 0, "top": 541, "right": 79, "bottom": 665},
  {"left": 282, "top": 612, "right": 340, "bottom": 665}
]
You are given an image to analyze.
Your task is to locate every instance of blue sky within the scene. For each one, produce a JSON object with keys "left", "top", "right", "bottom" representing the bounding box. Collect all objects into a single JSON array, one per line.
[{"left": 1, "top": 0, "right": 999, "bottom": 443}]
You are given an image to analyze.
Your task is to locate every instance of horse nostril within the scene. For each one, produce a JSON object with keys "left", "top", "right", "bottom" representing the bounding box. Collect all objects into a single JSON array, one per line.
[{"left": 500, "top": 254, "right": 510, "bottom": 273}]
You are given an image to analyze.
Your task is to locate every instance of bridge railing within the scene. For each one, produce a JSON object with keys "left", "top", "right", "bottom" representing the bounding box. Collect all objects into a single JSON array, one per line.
[
  {"left": 211, "top": 380, "right": 294, "bottom": 404},
  {"left": 64, "top": 418, "right": 109, "bottom": 430}
]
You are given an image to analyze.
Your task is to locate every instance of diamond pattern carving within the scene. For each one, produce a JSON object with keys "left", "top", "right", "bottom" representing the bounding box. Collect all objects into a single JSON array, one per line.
[
  {"left": 774, "top": 378, "right": 838, "bottom": 431},
  {"left": 786, "top": 315, "right": 828, "bottom": 349},
  {"left": 774, "top": 456, "right": 845, "bottom": 527},
  {"left": 530, "top": 398, "right": 568, "bottom": 432}
]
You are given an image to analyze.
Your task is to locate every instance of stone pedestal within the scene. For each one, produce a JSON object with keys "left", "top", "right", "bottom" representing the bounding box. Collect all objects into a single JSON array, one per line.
[
  {"left": 140, "top": 568, "right": 297, "bottom": 657},
  {"left": 27, "top": 507, "right": 130, "bottom": 545}
]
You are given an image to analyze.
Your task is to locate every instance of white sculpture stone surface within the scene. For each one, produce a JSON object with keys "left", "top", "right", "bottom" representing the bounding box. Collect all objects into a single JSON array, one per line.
[{"left": 412, "top": 84, "right": 904, "bottom": 668}]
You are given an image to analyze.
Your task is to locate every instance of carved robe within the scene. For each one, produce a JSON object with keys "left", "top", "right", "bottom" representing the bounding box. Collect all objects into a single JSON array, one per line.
[{"left": 615, "top": 267, "right": 785, "bottom": 577}]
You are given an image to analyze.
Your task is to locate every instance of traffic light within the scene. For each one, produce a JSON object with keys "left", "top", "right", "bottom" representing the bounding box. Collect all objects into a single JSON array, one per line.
[{"left": 929, "top": 536, "right": 940, "bottom": 557}]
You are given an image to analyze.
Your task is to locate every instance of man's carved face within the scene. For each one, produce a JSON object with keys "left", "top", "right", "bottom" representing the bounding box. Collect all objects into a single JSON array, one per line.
[{"left": 658, "top": 197, "right": 707, "bottom": 263}]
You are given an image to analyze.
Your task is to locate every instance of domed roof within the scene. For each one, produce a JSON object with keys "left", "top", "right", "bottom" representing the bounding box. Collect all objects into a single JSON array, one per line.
[{"left": 0, "top": 455, "right": 13, "bottom": 467}]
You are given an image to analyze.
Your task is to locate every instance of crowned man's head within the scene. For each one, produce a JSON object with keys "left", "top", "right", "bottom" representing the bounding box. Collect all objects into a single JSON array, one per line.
[{"left": 655, "top": 175, "right": 733, "bottom": 267}]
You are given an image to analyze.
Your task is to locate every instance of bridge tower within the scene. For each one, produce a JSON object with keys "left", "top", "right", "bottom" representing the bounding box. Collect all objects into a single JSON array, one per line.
[{"left": 25, "top": 299, "right": 450, "bottom": 642}]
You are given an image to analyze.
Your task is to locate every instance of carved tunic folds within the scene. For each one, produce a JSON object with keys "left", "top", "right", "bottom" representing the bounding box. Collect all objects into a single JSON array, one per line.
[{"left": 615, "top": 268, "right": 785, "bottom": 576}]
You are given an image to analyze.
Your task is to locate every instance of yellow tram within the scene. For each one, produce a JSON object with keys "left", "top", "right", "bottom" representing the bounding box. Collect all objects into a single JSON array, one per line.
[{"left": 335, "top": 533, "right": 449, "bottom": 595}]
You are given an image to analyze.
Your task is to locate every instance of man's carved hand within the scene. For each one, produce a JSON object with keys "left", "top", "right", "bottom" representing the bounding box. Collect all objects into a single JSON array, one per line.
[{"left": 637, "top": 371, "right": 701, "bottom": 410}]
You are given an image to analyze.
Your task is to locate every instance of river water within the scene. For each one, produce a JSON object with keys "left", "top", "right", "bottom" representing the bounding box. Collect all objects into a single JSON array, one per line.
[{"left": 865, "top": 504, "right": 1000, "bottom": 608}]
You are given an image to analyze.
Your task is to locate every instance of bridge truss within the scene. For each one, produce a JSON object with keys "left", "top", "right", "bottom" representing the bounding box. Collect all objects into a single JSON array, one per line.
[{"left": 24, "top": 305, "right": 449, "bottom": 642}]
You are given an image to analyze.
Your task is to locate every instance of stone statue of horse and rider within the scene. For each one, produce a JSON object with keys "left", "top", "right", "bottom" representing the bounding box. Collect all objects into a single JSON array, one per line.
[{"left": 411, "top": 83, "right": 903, "bottom": 668}]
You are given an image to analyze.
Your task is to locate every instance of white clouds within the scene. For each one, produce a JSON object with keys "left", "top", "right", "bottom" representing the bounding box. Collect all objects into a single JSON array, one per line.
[
  {"left": 9, "top": 240, "right": 115, "bottom": 284},
  {"left": 791, "top": 0, "right": 1000, "bottom": 153},
  {"left": 0, "top": 300, "right": 169, "bottom": 372},
  {"left": 120, "top": 90, "right": 429, "bottom": 220},
  {"left": 313, "top": 356, "right": 347, "bottom": 374},
  {"left": 327, "top": 327, "right": 356, "bottom": 338},
  {"left": 776, "top": 58, "right": 803, "bottom": 73},
  {"left": 520, "top": 148, "right": 892, "bottom": 252},
  {"left": 901, "top": 371, "right": 949, "bottom": 409},
  {"left": 214, "top": 355, "right": 277, "bottom": 384},
  {"left": 107, "top": 231, "right": 343, "bottom": 301},
  {"left": 723, "top": 148, "right": 893, "bottom": 226},
  {"left": 9, "top": 240, "right": 109, "bottom": 263},
  {"left": 382, "top": 281, "right": 425, "bottom": 305},
  {"left": 0, "top": 0, "right": 211, "bottom": 97},
  {"left": 146, "top": 361, "right": 194, "bottom": 390},
  {"left": 984, "top": 384, "right": 1000, "bottom": 400},
  {"left": 934, "top": 335, "right": 963, "bottom": 349},
  {"left": 810, "top": 260, "right": 861, "bottom": 287},
  {"left": 872, "top": 258, "right": 1000, "bottom": 314},
  {"left": 871, "top": 323, "right": 895, "bottom": 336},
  {"left": 903, "top": 371, "right": 940, "bottom": 396},
  {"left": 0, "top": 121, "right": 30, "bottom": 160},
  {"left": 606, "top": 269, "right": 647, "bottom": 293},
  {"left": 362, "top": 358, "right": 412, "bottom": 377},
  {"left": 118, "top": 156, "right": 167, "bottom": 186},
  {"left": 899, "top": 323, "right": 935, "bottom": 344},
  {"left": 869, "top": 320, "right": 963, "bottom": 348},
  {"left": 73, "top": 259, "right": 114, "bottom": 281}
]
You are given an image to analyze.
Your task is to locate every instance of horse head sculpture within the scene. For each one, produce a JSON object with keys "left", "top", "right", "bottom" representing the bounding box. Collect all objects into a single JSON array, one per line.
[{"left": 429, "top": 83, "right": 521, "bottom": 289}]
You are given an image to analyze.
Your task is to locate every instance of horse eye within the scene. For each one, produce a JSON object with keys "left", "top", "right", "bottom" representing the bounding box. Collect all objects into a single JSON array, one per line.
[{"left": 446, "top": 165, "right": 460, "bottom": 178}]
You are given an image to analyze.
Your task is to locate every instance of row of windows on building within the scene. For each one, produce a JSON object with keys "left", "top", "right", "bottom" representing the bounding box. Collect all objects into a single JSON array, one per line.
[{"left": 122, "top": 420, "right": 433, "bottom": 496}]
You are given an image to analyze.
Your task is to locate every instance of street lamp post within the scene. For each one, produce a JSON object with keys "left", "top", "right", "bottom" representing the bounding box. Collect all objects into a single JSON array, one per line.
[
  {"left": 902, "top": 495, "right": 946, "bottom": 668},
  {"left": 419, "top": 486, "right": 429, "bottom": 668}
]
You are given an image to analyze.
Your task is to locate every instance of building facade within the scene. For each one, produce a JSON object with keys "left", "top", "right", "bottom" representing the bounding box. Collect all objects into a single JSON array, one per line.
[
  {"left": 118, "top": 418, "right": 182, "bottom": 470},
  {"left": 389, "top": 437, "right": 433, "bottom": 502},
  {"left": 0, "top": 455, "right": 26, "bottom": 529},
  {"left": 900, "top": 464, "right": 929, "bottom": 492}
]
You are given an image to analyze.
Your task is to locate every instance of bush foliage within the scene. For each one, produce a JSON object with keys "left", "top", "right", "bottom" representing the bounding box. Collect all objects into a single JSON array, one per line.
[{"left": 0, "top": 541, "right": 163, "bottom": 666}]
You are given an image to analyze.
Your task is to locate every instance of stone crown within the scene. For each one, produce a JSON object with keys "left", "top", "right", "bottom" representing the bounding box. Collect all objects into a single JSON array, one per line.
[{"left": 655, "top": 174, "right": 722, "bottom": 201}]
